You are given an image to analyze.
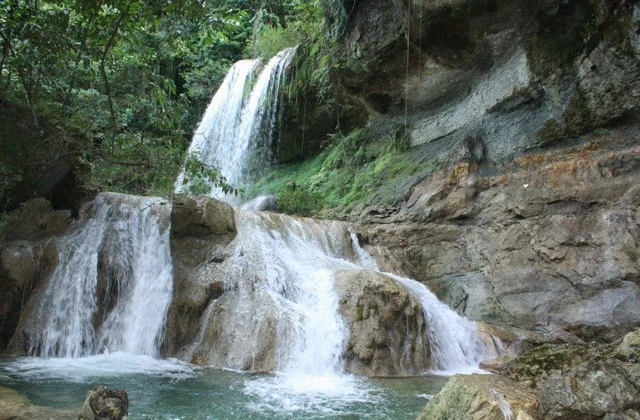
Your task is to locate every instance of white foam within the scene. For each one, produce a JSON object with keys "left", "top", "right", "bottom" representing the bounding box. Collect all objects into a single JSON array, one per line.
[
  {"left": 2, "top": 353, "right": 195, "bottom": 382},
  {"left": 244, "top": 373, "right": 381, "bottom": 416}
]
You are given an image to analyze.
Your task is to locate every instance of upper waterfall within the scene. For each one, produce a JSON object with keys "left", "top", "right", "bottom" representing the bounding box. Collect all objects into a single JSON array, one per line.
[
  {"left": 18, "top": 193, "right": 173, "bottom": 358},
  {"left": 175, "top": 48, "right": 297, "bottom": 200}
]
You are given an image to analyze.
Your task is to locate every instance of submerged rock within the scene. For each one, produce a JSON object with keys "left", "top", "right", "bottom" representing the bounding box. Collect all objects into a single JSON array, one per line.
[
  {"left": 417, "top": 374, "right": 538, "bottom": 420},
  {"left": 79, "top": 385, "right": 128, "bottom": 420},
  {"left": 0, "top": 385, "right": 75, "bottom": 419}
]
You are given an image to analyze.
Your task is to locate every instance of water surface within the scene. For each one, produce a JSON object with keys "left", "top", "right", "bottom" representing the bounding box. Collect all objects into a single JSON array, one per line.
[{"left": 0, "top": 354, "right": 447, "bottom": 419}]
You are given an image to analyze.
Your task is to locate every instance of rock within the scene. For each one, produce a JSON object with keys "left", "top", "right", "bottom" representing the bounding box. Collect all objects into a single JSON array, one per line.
[
  {"left": 479, "top": 355, "right": 518, "bottom": 374},
  {"left": 499, "top": 337, "right": 640, "bottom": 419},
  {"left": 241, "top": 195, "right": 276, "bottom": 211},
  {"left": 0, "top": 385, "right": 75, "bottom": 419},
  {"left": 603, "top": 411, "right": 640, "bottom": 420},
  {"left": 170, "top": 194, "right": 235, "bottom": 237},
  {"left": 417, "top": 374, "right": 539, "bottom": 420},
  {"left": 0, "top": 197, "right": 54, "bottom": 241},
  {"left": 502, "top": 343, "right": 614, "bottom": 389},
  {"left": 188, "top": 289, "right": 288, "bottom": 371},
  {"left": 0, "top": 198, "right": 67, "bottom": 352},
  {"left": 358, "top": 139, "right": 640, "bottom": 343},
  {"left": 1, "top": 241, "right": 38, "bottom": 289},
  {"left": 163, "top": 195, "right": 236, "bottom": 357},
  {"left": 44, "top": 210, "right": 71, "bottom": 235},
  {"left": 615, "top": 328, "right": 640, "bottom": 363},
  {"left": 334, "top": 269, "right": 429, "bottom": 376},
  {"left": 538, "top": 360, "right": 640, "bottom": 420},
  {"left": 79, "top": 385, "right": 128, "bottom": 420}
]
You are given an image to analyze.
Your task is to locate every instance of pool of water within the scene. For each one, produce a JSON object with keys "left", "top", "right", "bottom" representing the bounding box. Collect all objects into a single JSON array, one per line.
[{"left": 0, "top": 353, "right": 449, "bottom": 419}]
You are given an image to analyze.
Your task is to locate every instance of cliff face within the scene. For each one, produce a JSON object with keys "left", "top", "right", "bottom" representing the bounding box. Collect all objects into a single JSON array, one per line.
[
  {"left": 300, "top": 0, "right": 640, "bottom": 344},
  {"left": 333, "top": 0, "right": 640, "bottom": 159}
]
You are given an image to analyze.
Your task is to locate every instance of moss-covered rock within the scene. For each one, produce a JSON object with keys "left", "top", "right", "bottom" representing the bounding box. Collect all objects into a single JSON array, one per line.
[
  {"left": 502, "top": 343, "right": 614, "bottom": 388},
  {"left": 417, "top": 374, "right": 539, "bottom": 420}
]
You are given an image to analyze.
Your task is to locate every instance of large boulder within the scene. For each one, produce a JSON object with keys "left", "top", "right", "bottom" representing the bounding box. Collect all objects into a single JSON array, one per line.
[
  {"left": 500, "top": 329, "right": 640, "bottom": 419},
  {"left": 334, "top": 269, "right": 430, "bottom": 376},
  {"left": 417, "top": 374, "right": 539, "bottom": 420},
  {"left": 163, "top": 195, "right": 236, "bottom": 357}
]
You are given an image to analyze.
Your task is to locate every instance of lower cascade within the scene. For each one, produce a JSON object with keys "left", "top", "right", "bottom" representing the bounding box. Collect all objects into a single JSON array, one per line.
[
  {"left": 184, "top": 209, "right": 500, "bottom": 376},
  {"left": 13, "top": 193, "right": 174, "bottom": 358}
]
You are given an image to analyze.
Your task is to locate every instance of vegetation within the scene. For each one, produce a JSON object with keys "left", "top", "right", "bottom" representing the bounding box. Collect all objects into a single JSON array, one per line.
[
  {"left": 0, "top": 0, "right": 332, "bottom": 211},
  {"left": 246, "top": 127, "right": 433, "bottom": 217},
  {"left": 1, "top": 0, "right": 416, "bottom": 218},
  {"left": 180, "top": 151, "right": 238, "bottom": 197}
]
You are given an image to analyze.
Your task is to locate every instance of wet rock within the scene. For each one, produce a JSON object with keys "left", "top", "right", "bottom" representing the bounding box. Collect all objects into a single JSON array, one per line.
[
  {"left": 615, "top": 329, "right": 640, "bottom": 363},
  {"left": 79, "top": 385, "right": 128, "bottom": 420},
  {"left": 479, "top": 355, "right": 518, "bottom": 374},
  {"left": 163, "top": 195, "right": 236, "bottom": 357},
  {"left": 334, "top": 269, "right": 429, "bottom": 376},
  {"left": 0, "top": 197, "right": 68, "bottom": 352},
  {"left": 417, "top": 374, "right": 539, "bottom": 420},
  {"left": 188, "top": 290, "right": 287, "bottom": 371}
]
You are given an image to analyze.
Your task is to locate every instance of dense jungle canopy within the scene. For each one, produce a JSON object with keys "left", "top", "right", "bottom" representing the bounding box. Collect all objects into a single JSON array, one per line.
[{"left": 0, "top": 0, "right": 337, "bottom": 214}]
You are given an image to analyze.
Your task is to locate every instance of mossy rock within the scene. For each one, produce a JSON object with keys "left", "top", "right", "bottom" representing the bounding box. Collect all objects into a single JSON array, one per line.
[{"left": 503, "top": 342, "right": 614, "bottom": 388}]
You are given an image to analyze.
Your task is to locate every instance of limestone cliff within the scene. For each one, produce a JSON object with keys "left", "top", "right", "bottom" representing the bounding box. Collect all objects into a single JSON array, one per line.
[{"left": 284, "top": 0, "right": 640, "bottom": 345}]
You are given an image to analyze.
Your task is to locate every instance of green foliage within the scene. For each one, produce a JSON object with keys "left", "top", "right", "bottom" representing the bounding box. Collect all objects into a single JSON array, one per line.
[
  {"left": 248, "top": 25, "right": 300, "bottom": 59},
  {"left": 247, "top": 127, "right": 431, "bottom": 217},
  {"left": 0, "top": 0, "right": 358, "bottom": 207},
  {"left": 0, "top": 0, "right": 262, "bottom": 204},
  {"left": 180, "top": 151, "right": 238, "bottom": 197},
  {"left": 275, "top": 184, "right": 324, "bottom": 217}
]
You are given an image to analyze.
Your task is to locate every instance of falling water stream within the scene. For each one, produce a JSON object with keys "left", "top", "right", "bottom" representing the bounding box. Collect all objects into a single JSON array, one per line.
[
  {"left": 1, "top": 48, "right": 501, "bottom": 419},
  {"left": 20, "top": 193, "right": 173, "bottom": 359},
  {"left": 175, "top": 47, "right": 296, "bottom": 198}
]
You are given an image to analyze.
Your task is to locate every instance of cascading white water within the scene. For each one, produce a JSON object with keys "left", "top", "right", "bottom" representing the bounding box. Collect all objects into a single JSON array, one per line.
[
  {"left": 23, "top": 193, "right": 173, "bottom": 358},
  {"left": 191, "top": 210, "right": 498, "bottom": 378},
  {"left": 175, "top": 47, "right": 296, "bottom": 199},
  {"left": 349, "top": 233, "right": 499, "bottom": 373},
  {"left": 221, "top": 211, "right": 354, "bottom": 375}
]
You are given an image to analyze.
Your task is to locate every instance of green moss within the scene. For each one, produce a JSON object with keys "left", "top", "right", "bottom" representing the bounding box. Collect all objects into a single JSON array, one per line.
[{"left": 245, "top": 127, "right": 433, "bottom": 217}]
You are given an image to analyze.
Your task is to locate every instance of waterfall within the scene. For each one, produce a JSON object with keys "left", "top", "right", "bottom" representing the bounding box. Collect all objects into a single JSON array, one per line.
[
  {"left": 191, "top": 211, "right": 355, "bottom": 374},
  {"left": 190, "top": 211, "right": 498, "bottom": 377},
  {"left": 349, "top": 233, "right": 498, "bottom": 373},
  {"left": 22, "top": 193, "right": 173, "bottom": 358},
  {"left": 175, "top": 47, "right": 296, "bottom": 199}
]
